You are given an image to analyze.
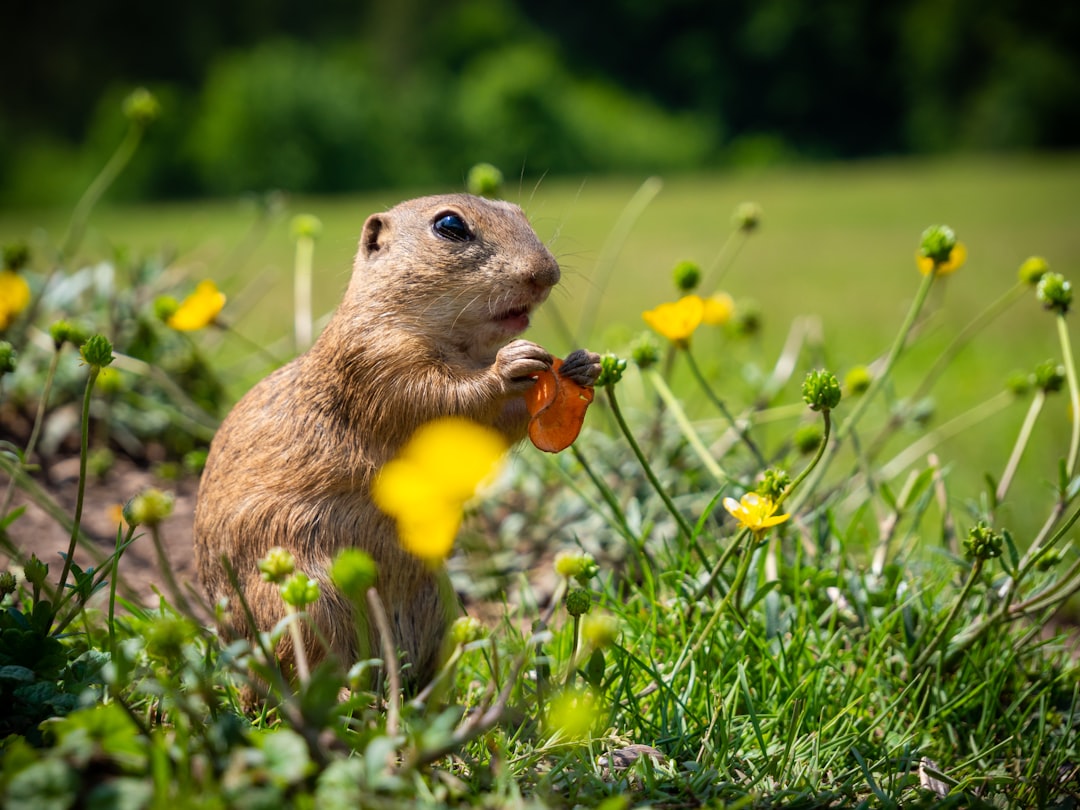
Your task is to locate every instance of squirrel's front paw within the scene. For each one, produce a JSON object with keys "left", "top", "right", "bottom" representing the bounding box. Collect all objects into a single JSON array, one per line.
[
  {"left": 559, "top": 349, "right": 602, "bottom": 387},
  {"left": 495, "top": 340, "right": 553, "bottom": 393}
]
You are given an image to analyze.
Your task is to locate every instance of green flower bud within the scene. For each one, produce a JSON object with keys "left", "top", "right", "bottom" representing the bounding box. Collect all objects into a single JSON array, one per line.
[
  {"left": 1005, "top": 371, "right": 1032, "bottom": 397},
  {"left": 1018, "top": 256, "right": 1049, "bottom": 286},
  {"left": 122, "top": 488, "right": 174, "bottom": 527},
  {"left": 756, "top": 468, "right": 791, "bottom": 501},
  {"left": 672, "top": 260, "right": 702, "bottom": 293},
  {"left": 1036, "top": 272, "right": 1072, "bottom": 316},
  {"left": 290, "top": 214, "right": 322, "bottom": 241},
  {"left": 793, "top": 423, "right": 823, "bottom": 455},
  {"left": 23, "top": 555, "right": 48, "bottom": 588},
  {"left": 596, "top": 353, "right": 628, "bottom": 387},
  {"left": 329, "top": 548, "right": 377, "bottom": 600},
  {"left": 1036, "top": 547, "right": 1064, "bottom": 572},
  {"left": 258, "top": 547, "right": 297, "bottom": 584},
  {"left": 802, "top": 369, "right": 842, "bottom": 412},
  {"left": 919, "top": 225, "right": 957, "bottom": 265},
  {"left": 565, "top": 587, "right": 593, "bottom": 617},
  {"left": 80, "top": 334, "right": 114, "bottom": 369},
  {"left": 581, "top": 612, "right": 619, "bottom": 649},
  {"left": 732, "top": 300, "right": 761, "bottom": 337},
  {"left": 554, "top": 550, "right": 599, "bottom": 584},
  {"left": 0, "top": 341, "right": 16, "bottom": 375},
  {"left": 844, "top": 365, "right": 872, "bottom": 396},
  {"left": 1033, "top": 359, "right": 1066, "bottom": 394},
  {"left": 280, "top": 572, "right": 321, "bottom": 608},
  {"left": 449, "top": 615, "right": 485, "bottom": 646},
  {"left": 49, "top": 320, "right": 88, "bottom": 350},
  {"left": 183, "top": 449, "right": 209, "bottom": 476},
  {"left": 732, "top": 202, "right": 762, "bottom": 234},
  {"left": 630, "top": 334, "right": 660, "bottom": 370},
  {"left": 87, "top": 448, "right": 115, "bottom": 479},
  {"left": 963, "top": 521, "right": 1003, "bottom": 561},
  {"left": 153, "top": 296, "right": 180, "bottom": 322},
  {"left": 122, "top": 87, "right": 161, "bottom": 127},
  {"left": 145, "top": 615, "right": 196, "bottom": 663},
  {"left": 2, "top": 242, "right": 30, "bottom": 271},
  {"left": 466, "top": 163, "right": 504, "bottom": 198},
  {"left": 0, "top": 570, "right": 16, "bottom": 598}
]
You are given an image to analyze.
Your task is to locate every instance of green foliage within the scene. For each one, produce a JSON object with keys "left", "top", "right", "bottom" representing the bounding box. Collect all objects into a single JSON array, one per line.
[{"left": 2, "top": 113, "right": 1080, "bottom": 808}]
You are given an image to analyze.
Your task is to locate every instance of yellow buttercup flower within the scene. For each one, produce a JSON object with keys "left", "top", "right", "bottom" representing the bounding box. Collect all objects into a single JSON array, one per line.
[
  {"left": 167, "top": 280, "right": 226, "bottom": 331},
  {"left": 0, "top": 271, "right": 31, "bottom": 330},
  {"left": 702, "top": 292, "right": 735, "bottom": 326},
  {"left": 916, "top": 242, "right": 967, "bottom": 276},
  {"left": 723, "top": 492, "right": 790, "bottom": 534},
  {"left": 372, "top": 417, "right": 508, "bottom": 563},
  {"left": 642, "top": 294, "right": 705, "bottom": 344}
]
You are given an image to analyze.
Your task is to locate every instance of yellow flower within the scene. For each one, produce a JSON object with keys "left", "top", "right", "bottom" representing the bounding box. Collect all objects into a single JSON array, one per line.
[
  {"left": 0, "top": 271, "right": 31, "bottom": 330},
  {"left": 167, "top": 280, "right": 226, "bottom": 331},
  {"left": 372, "top": 417, "right": 508, "bottom": 562},
  {"left": 702, "top": 292, "right": 735, "bottom": 326},
  {"left": 642, "top": 294, "right": 705, "bottom": 344},
  {"left": 723, "top": 492, "right": 790, "bottom": 534},
  {"left": 916, "top": 242, "right": 967, "bottom": 276}
]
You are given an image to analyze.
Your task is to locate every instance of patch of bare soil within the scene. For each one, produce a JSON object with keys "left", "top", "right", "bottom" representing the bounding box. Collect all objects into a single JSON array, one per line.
[{"left": 2, "top": 456, "right": 202, "bottom": 617}]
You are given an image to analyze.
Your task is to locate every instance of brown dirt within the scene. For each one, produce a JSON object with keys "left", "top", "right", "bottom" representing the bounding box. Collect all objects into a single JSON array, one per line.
[{"left": 2, "top": 456, "right": 203, "bottom": 617}]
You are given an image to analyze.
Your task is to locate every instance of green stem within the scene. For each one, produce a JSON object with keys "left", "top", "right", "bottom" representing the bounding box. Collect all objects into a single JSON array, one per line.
[
  {"left": 683, "top": 349, "right": 766, "bottom": 466},
  {"left": 911, "top": 282, "right": 1026, "bottom": 404},
  {"left": 913, "top": 557, "right": 983, "bottom": 672},
  {"left": 565, "top": 615, "right": 581, "bottom": 688},
  {"left": 151, "top": 524, "right": 192, "bottom": 614},
  {"left": 568, "top": 444, "right": 636, "bottom": 545},
  {"left": 61, "top": 122, "right": 146, "bottom": 260},
  {"left": 576, "top": 177, "right": 663, "bottom": 342},
  {"left": 1, "top": 344, "right": 62, "bottom": 515},
  {"left": 56, "top": 366, "right": 100, "bottom": 600},
  {"left": 777, "top": 409, "right": 831, "bottom": 511},
  {"left": 645, "top": 369, "right": 727, "bottom": 483},
  {"left": 996, "top": 390, "right": 1046, "bottom": 504},
  {"left": 605, "top": 385, "right": 710, "bottom": 568},
  {"left": 792, "top": 268, "right": 939, "bottom": 510},
  {"left": 294, "top": 235, "right": 315, "bottom": 353},
  {"left": 1058, "top": 314, "right": 1080, "bottom": 477}
]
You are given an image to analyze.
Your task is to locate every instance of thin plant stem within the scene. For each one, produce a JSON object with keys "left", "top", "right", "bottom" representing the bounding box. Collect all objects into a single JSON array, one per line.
[
  {"left": 795, "top": 269, "right": 939, "bottom": 512},
  {"left": 913, "top": 557, "right": 983, "bottom": 672},
  {"left": 605, "top": 385, "right": 711, "bottom": 569},
  {"left": 1058, "top": 314, "right": 1080, "bottom": 477},
  {"left": 911, "top": 282, "right": 1027, "bottom": 404},
  {"left": 285, "top": 605, "right": 311, "bottom": 685},
  {"left": 150, "top": 524, "right": 192, "bottom": 615},
  {"left": 997, "top": 390, "right": 1046, "bottom": 503},
  {"left": 645, "top": 369, "right": 727, "bottom": 483},
  {"left": 294, "top": 234, "right": 315, "bottom": 353},
  {"left": 576, "top": 177, "right": 663, "bottom": 342},
  {"left": 62, "top": 121, "right": 146, "bottom": 260},
  {"left": 1, "top": 344, "right": 62, "bottom": 515},
  {"left": 565, "top": 615, "right": 581, "bottom": 688},
  {"left": 108, "top": 523, "right": 138, "bottom": 654},
  {"left": 56, "top": 365, "right": 100, "bottom": 600},
  {"left": 367, "top": 587, "right": 401, "bottom": 738},
  {"left": 683, "top": 349, "right": 766, "bottom": 466}
]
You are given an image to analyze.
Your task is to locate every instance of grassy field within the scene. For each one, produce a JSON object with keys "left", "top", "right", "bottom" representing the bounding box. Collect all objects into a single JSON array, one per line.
[
  {"left": 3, "top": 153, "right": 1077, "bottom": 543},
  {"left": 3, "top": 154, "right": 1080, "bottom": 806}
]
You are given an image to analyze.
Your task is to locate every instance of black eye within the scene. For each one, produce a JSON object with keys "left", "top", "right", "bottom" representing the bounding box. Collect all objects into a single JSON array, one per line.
[{"left": 433, "top": 212, "right": 473, "bottom": 243}]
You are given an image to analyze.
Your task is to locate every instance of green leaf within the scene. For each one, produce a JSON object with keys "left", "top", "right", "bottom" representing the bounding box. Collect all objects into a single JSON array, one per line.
[
  {"left": 1002, "top": 529, "right": 1020, "bottom": 575},
  {"left": 4, "top": 757, "right": 80, "bottom": 810},
  {"left": 255, "top": 728, "right": 312, "bottom": 787}
]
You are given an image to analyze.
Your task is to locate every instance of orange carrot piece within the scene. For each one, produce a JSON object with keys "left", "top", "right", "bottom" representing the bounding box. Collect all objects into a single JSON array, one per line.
[{"left": 525, "top": 357, "right": 595, "bottom": 453}]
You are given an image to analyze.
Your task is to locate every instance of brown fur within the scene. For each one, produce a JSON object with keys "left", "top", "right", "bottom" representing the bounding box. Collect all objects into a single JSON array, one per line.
[{"left": 194, "top": 193, "right": 597, "bottom": 687}]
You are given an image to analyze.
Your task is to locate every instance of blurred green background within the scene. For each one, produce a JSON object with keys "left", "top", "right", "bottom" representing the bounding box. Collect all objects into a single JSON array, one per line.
[{"left": 3, "top": 0, "right": 1079, "bottom": 205}]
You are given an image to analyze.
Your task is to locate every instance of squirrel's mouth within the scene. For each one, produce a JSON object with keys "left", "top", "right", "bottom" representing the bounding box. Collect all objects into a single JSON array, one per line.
[{"left": 494, "top": 305, "right": 532, "bottom": 333}]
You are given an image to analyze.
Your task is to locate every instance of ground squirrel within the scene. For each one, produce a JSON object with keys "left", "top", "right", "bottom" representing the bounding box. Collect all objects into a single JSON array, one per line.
[{"left": 193, "top": 193, "right": 600, "bottom": 688}]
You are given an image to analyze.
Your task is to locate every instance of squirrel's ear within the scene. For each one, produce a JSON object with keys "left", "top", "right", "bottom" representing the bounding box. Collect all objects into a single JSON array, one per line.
[{"left": 360, "top": 214, "right": 388, "bottom": 257}]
